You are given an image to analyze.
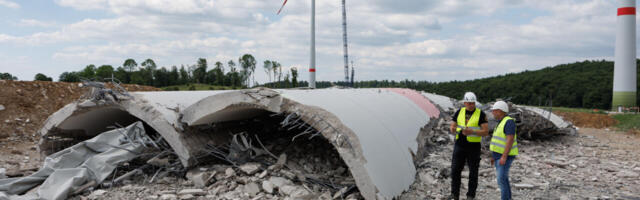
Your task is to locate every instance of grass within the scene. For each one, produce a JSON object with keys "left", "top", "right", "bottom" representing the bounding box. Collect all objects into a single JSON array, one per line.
[
  {"left": 612, "top": 114, "right": 640, "bottom": 131},
  {"left": 161, "top": 84, "right": 239, "bottom": 91},
  {"left": 542, "top": 106, "right": 607, "bottom": 114}
]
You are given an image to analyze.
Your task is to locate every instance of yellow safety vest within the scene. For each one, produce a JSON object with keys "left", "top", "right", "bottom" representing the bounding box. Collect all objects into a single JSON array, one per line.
[
  {"left": 456, "top": 108, "right": 482, "bottom": 143},
  {"left": 490, "top": 116, "right": 519, "bottom": 156}
]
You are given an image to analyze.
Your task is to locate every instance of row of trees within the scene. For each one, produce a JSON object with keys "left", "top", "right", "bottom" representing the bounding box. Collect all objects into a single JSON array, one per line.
[
  {"left": 6, "top": 59, "right": 636, "bottom": 109},
  {"left": 345, "top": 60, "right": 638, "bottom": 109},
  {"left": 269, "top": 60, "right": 639, "bottom": 109},
  {"left": 57, "top": 54, "right": 300, "bottom": 88}
]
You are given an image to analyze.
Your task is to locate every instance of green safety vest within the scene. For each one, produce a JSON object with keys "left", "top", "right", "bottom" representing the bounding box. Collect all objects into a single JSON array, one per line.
[
  {"left": 456, "top": 108, "right": 482, "bottom": 143},
  {"left": 490, "top": 116, "right": 519, "bottom": 156}
]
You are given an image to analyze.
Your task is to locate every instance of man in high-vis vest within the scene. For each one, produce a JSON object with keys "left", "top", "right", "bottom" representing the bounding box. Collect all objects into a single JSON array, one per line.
[
  {"left": 490, "top": 101, "right": 518, "bottom": 200},
  {"left": 447, "top": 92, "right": 489, "bottom": 200}
]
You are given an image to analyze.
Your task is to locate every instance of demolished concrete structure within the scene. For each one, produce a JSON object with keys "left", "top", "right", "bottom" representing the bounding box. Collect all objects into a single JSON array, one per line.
[{"left": 33, "top": 87, "right": 575, "bottom": 199}]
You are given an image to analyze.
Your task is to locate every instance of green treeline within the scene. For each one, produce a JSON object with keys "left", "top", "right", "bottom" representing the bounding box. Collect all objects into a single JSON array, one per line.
[
  {"left": 56, "top": 54, "right": 299, "bottom": 89},
  {"left": 348, "top": 60, "right": 639, "bottom": 109},
  {"left": 3, "top": 59, "right": 637, "bottom": 109}
]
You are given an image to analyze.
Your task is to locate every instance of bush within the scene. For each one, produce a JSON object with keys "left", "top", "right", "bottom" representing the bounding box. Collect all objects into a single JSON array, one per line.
[
  {"left": 188, "top": 85, "right": 196, "bottom": 90},
  {"left": 34, "top": 73, "right": 53, "bottom": 81}
]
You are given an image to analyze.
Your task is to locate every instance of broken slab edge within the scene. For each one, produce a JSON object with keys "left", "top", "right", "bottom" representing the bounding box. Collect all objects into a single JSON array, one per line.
[{"left": 37, "top": 99, "right": 194, "bottom": 167}]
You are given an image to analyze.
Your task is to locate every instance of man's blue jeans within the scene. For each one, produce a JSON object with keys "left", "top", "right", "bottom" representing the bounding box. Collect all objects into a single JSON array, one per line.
[{"left": 494, "top": 156, "right": 515, "bottom": 200}]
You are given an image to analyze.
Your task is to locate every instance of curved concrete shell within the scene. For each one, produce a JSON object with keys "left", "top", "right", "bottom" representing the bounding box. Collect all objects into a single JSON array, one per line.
[{"left": 37, "top": 87, "right": 575, "bottom": 199}]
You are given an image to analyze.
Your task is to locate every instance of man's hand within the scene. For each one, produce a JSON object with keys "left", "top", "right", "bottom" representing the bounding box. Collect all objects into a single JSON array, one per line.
[
  {"left": 499, "top": 156, "right": 507, "bottom": 166},
  {"left": 462, "top": 128, "right": 474, "bottom": 135},
  {"left": 490, "top": 157, "right": 495, "bottom": 165}
]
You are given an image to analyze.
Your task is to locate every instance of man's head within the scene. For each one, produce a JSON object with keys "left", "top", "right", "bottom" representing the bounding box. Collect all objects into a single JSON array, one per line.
[
  {"left": 462, "top": 92, "right": 477, "bottom": 111},
  {"left": 491, "top": 101, "right": 509, "bottom": 119}
]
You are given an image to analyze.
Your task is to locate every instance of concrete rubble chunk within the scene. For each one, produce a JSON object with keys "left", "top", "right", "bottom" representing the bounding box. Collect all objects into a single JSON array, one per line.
[
  {"left": 262, "top": 180, "right": 275, "bottom": 194},
  {"left": 272, "top": 153, "right": 287, "bottom": 170},
  {"left": 177, "top": 189, "right": 206, "bottom": 196},
  {"left": 514, "top": 183, "right": 535, "bottom": 189},
  {"left": 186, "top": 169, "right": 215, "bottom": 188},
  {"left": 333, "top": 186, "right": 349, "bottom": 199},
  {"left": 147, "top": 156, "right": 170, "bottom": 167},
  {"left": 0, "top": 105, "right": 5, "bottom": 111},
  {"left": 617, "top": 170, "right": 639, "bottom": 178},
  {"left": 160, "top": 194, "right": 177, "bottom": 200},
  {"left": 87, "top": 189, "right": 107, "bottom": 200},
  {"left": 268, "top": 176, "right": 292, "bottom": 189},
  {"left": 225, "top": 168, "right": 235, "bottom": 177},
  {"left": 178, "top": 194, "right": 194, "bottom": 200},
  {"left": 544, "top": 159, "right": 569, "bottom": 168},
  {"left": 239, "top": 162, "right": 261, "bottom": 175},
  {"left": 244, "top": 182, "right": 261, "bottom": 196}
]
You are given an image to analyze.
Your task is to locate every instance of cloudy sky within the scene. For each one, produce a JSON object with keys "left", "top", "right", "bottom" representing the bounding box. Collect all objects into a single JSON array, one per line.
[{"left": 0, "top": 0, "right": 634, "bottom": 83}]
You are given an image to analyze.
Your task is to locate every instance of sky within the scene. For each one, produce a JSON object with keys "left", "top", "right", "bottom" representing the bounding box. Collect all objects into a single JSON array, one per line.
[{"left": 0, "top": 0, "right": 635, "bottom": 83}]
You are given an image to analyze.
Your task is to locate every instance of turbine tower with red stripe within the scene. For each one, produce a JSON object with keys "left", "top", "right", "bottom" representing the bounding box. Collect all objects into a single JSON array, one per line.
[
  {"left": 278, "top": 0, "right": 317, "bottom": 88},
  {"left": 612, "top": 0, "right": 637, "bottom": 109}
]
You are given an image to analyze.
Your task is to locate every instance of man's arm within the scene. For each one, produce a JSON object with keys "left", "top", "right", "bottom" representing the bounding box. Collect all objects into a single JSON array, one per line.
[
  {"left": 475, "top": 123, "right": 490, "bottom": 136},
  {"left": 499, "top": 119, "right": 516, "bottom": 165},
  {"left": 450, "top": 121, "right": 458, "bottom": 135},
  {"left": 499, "top": 134, "right": 515, "bottom": 165}
]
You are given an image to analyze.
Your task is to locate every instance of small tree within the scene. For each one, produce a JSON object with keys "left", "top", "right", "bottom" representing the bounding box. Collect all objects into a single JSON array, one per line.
[
  {"left": 95, "top": 65, "right": 114, "bottom": 81},
  {"left": 123, "top": 58, "right": 137, "bottom": 72},
  {"left": 0, "top": 73, "right": 17, "bottom": 80},
  {"left": 58, "top": 72, "right": 80, "bottom": 82},
  {"left": 34, "top": 73, "right": 52, "bottom": 81}
]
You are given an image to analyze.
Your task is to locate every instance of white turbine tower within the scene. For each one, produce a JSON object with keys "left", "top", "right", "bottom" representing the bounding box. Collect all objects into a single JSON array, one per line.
[
  {"left": 278, "top": 0, "right": 316, "bottom": 88},
  {"left": 612, "top": 0, "right": 637, "bottom": 110}
]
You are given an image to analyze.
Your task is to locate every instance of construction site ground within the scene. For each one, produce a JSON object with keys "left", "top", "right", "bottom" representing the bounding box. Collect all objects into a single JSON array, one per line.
[{"left": 1, "top": 81, "right": 640, "bottom": 199}]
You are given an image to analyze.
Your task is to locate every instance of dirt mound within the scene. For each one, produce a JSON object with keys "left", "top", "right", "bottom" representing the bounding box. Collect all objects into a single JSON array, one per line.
[
  {"left": 0, "top": 80, "right": 159, "bottom": 140},
  {"left": 554, "top": 111, "right": 617, "bottom": 129}
]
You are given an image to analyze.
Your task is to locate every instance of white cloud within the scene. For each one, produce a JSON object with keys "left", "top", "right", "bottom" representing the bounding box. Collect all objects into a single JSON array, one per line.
[
  {"left": 0, "top": 0, "right": 19, "bottom": 9},
  {"left": 16, "top": 19, "right": 58, "bottom": 28}
]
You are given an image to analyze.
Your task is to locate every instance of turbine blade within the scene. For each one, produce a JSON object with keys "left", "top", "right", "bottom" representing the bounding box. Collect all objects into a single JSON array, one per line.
[{"left": 277, "top": 0, "right": 288, "bottom": 15}]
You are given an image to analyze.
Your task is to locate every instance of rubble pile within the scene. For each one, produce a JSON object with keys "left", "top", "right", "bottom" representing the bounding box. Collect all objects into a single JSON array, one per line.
[
  {"left": 67, "top": 113, "right": 362, "bottom": 200},
  {"left": 400, "top": 128, "right": 640, "bottom": 199},
  {"left": 0, "top": 81, "right": 159, "bottom": 178}
]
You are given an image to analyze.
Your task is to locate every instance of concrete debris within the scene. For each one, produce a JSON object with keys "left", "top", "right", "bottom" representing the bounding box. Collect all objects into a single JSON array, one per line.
[
  {"left": 87, "top": 189, "right": 107, "bottom": 200},
  {"left": 185, "top": 169, "right": 214, "bottom": 188},
  {"left": 399, "top": 128, "right": 640, "bottom": 199},
  {"left": 23, "top": 87, "right": 581, "bottom": 199},
  {"left": 225, "top": 168, "right": 235, "bottom": 178},
  {"left": 262, "top": 180, "right": 275, "bottom": 194},
  {"left": 243, "top": 182, "right": 260, "bottom": 196},
  {"left": 0, "top": 105, "right": 5, "bottom": 111},
  {"left": 514, "top": 183, "right": 535, "bottom": 189},
  {"left": 268, "top": 176, "right": 292, "bottom": 189},
  {"left": 0, "top": 122, "right": 158, "bottom": 200},
  {"left": 159, "top": 194, "right": 177, "bottom": 200},
  {"left": 176, "top": 189, "right": 206, "bottom": 196},
  {"left": 239, "top": 163, "right": 261, "bottom": 175},
  {"left": 0, "top": 169, "right": 5, "bottom": 179}
]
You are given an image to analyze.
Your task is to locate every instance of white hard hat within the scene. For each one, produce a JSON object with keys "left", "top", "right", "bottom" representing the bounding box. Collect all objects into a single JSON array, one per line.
[
  {"left": 491, "top": 101, "right": 509, "bottom": 113},
  {"left": 462, "top": 92, "right": 477, "bottom": 103}
]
